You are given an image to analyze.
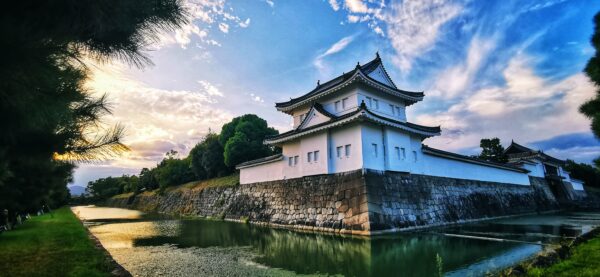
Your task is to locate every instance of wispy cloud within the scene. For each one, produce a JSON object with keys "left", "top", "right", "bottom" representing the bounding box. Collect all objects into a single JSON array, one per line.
[
  {"left": 384, "top": 1, "right": 463, "bottom": 71},
  {"left": 431, "top": 36, "right": 497, "bottom": 99},
  {"left": 329, "top": 0, "right": 463, "bottom": 72},
  {"left": 329, "top": 0, "right": 340, "bottom": 11},
  {"left": 250, "top": 93, "right": 265, "bottom": 103},
  {"left": 415, "top": 54, "right": 595, "bottom": 152},
  {"left": 218, "top": 22, "right": 229, "bottom": 33},
  {"left": 344, "top": 0, "right": 369, "bottom": 13},
  {"left": 314, "top": 35, "right": 355, "bottom": 70},
  {"left": 155, "top": 0, "right": 252, "bottom": 49},
  {"left": 84, "top": 61, "right": 233, "bottom": 169}
]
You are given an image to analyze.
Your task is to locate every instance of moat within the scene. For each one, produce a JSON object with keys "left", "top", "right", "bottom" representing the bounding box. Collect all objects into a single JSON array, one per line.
[{"left": 73, "top": 206, "right": 600, "bottom": 277}]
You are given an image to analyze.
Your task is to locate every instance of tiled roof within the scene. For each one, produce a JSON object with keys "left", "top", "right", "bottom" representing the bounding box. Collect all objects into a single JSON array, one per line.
[
  {"left": 505, "top": 141, "right": 565, "bottom": 165},
  {"left": 275, "top": 54, "right": 424, "bottom": 111},
  {"left": 265, "top": 102, "right": 440, "bottom": 144},
  {"left": 422, "top": 145, "right": 530, "bottom": 173},
  {"left": 235, "top": 154, "right": 283, "bottom": 169}
]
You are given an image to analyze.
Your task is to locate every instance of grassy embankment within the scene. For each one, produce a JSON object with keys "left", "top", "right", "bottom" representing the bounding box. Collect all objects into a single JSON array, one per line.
[
  {"left": 112, "top": 173, "right": 240, "bottom": 200},
  {"left": 525, "top": 234, "right": 600, "bottom": 277},
  {"left": 109, "top": 174, "right": 240, "bottom": 213},
  {"left": 0, "top": 207, "right": 114, "bottom": 277}
]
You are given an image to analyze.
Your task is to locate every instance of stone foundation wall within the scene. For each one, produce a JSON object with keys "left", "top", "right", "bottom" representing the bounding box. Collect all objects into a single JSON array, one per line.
[
  {"left": 106, "top": 170, "right": 560, "bottom": 235},
  {"left": 365, "top": 172, "right": 559, "bottom": 232},
  {"left": 106, "top": 170, "right": 372, "bottom": 234}
]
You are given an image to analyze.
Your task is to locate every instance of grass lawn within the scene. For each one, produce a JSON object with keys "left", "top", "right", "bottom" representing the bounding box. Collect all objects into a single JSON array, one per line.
[
  {"left": 0, "top": 207, "right": 114, "bottom": 277},
  {"left": 526, "top": 234, "right": 600, "bottom": 277}
]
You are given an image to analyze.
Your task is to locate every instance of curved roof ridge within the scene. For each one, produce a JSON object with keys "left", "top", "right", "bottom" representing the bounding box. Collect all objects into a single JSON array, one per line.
[{"left": 275, "top": 54, "right": 423, "bottom": 110}]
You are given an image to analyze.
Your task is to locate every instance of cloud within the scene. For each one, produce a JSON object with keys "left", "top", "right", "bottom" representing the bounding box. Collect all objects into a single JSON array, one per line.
[
  {"left": 431, "top": 37, "right": 496, "bottom": 99},
  {"left": 197, "top": 80, "right": 224, "bottom": 96},
  {"left": 329, "top": 0, "right": 463, "bottom": 72},
  {"left": 239, "top": 18, "right": 251, "bottom": 28},
  {"left": 250, "top": 93, "right": 265, "bottom": 103},
  {"left": 313, "top": 36, "right": 355, "bottom": 69},
  {"left": 329, "top": 0, "right": 340, "bottom": 11},
  {"left": 385, "top": 1, "right": 463, "bottom": 71},
  {"left": 344, "top": 0, "right": 368, "bottom": 13},
  {"left": 156, "top": 0, "right": 252, "bottom": 49},
  {"left": 265, "top": 0, "right": 274, "bottom": 8},
  {"left": 414, "top": 54, "right": 595, "bottom": 153},
  {"left": 530, "top": 132, "right": 600, "bottom": 151},
  {"left": 218, "top": 22, "right": 229, "bottom": 33},
  {"left": 83, "top": 61, "right": 233, "bottom": 174}
]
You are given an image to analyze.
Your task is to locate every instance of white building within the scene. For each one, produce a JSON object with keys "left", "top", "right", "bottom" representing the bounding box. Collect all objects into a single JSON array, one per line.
[
  {"left": 505, "top": 141, "right": 586, "bottom": 193},
  {"left": 236, "top": 54, "right": 586, "bottom": 192}
]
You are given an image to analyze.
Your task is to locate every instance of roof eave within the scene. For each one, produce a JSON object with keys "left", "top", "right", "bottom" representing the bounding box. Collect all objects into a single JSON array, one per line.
[
  {"left": 235, "top": 154, "right": 284, "bottom": 169},
  {"left": 422, "top": 147, "right": 529, "bottom": 173},
  {"left": 275, "top": 71, "right": 424, "bottom": 113},
  {"left": 264, "top": 109, "right": 440, "bottom": 145}
]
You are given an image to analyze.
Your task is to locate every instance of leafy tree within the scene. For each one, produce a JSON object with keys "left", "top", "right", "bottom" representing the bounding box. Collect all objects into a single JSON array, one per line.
[
  {"left": 478, "top": 138, "right": 508, "bottom": 163},
  {"left": 155, "top": 152, "right": 194, "bottom": 191},
  {"left": 564, "top": 159, "right": 600, "bottom": 188},
  {"left": 220, "top": 114, "right": 279, "bottom": 167},
  {"left": 139, "top": 168, "right": 159, "bottom": 191},
  {"left": 86, "top": 177, "right": 123, "bottom": 201},
  {"left": 189, "top": 143, "right": 208, "bottom": 180},
  {"left": 581, "top": 12, "right": 600, "bottom": 139},
  {"left": 0, "top": 0, "right": 186, "bottom": 217},
  {"left": 190, "top": 133, "right": 229, "bottom": 179},
  {"left": 202, "top": 134, "right": 230, "bottom": 177}
]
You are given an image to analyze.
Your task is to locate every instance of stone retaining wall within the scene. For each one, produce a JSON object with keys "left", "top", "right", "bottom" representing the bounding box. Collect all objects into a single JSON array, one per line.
[
  {"left": 106, "top": 170, "right": 560, "bottom": 235},
  {"left": 365, "top": 173, "right": 559, "bottom": 232}
]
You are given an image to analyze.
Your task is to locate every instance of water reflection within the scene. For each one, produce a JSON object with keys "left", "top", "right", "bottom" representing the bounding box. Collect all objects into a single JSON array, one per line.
[
  {"left": 77, "top": 206, "right": 600, "bottom": 277},
  {"left": 122, "top": 219, "right": 539, "bottom": 276}
]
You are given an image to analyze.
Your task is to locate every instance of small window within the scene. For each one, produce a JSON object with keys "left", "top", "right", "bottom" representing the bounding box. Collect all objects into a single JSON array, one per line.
[
  {"left": 307, "top": 152, "right": 313, "bottom": 163},
  {"left": 294, "top": 156, "right": 299, "bottom": 165},
  {"left": 390, "top": 104, "right": 395, "bottom": 115},
  {"left": 372, "top": 143, "right": 378, "bottom": 157},
  {"left": 395, "top": 147, "right": 400, "bottom": 159},
  {"left": 335, "top": 101, "right": 340, "bottom": 111},
  {"left": 412, "top": 151, "right": 417, "bottom": 162},
  {"left": 373, "top": 99, "right": 379, "bottom": 109},
  {"left": 345, "top": 144, "right": 351, "bottom": 157},
  {"left": 366, "top": 97, "right": 372, "bottom": 107},
  {"left": 342, "top": 98, "right": 348, "bottom": 109},
  {"left": 314, "top": 151, "right": 319, "bottom": 162},
  {"left": 401, "top": 148, "right": 406, "bottom": 160},
  {"left": 299, "top": 114, "right": 305, "bottom": 122},
  {"left": 336, "top": 146, "right": 343, "bottom": 158},
  {"left": 288, "top": 157, "right": 293, "bottom": 166},
  {"left": 396, "top": 107, "right": 401, "bottom": 117}
]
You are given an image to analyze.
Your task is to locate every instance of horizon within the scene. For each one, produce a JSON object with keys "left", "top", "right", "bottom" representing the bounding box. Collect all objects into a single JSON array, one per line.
[{"left": 73, "top": 0, "right": 600, "bottom": 187}]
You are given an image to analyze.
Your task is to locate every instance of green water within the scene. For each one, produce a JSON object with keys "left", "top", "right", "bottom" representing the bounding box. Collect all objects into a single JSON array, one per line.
[{"left": 74, "top": 206, "right": 600, "bottom": 277}]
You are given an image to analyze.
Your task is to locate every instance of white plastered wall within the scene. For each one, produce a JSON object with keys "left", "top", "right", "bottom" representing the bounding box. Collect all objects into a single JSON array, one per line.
[
  {"left": 357, "top": 88, "right": 407, "bottom": 122},
  {"left": 329, "top": 123, "right": 363, "bottom": 173},
  {"left": 239, "top": 161, "right": 284, "bottom": 184},
  {"left": 300, "top": 131, "right": 328, "bottom": 176},
  {"left": 282, "top": 141, "right": 302, "bottom": 179},
  {"left": 571, "top": 179, "right": 585, "bottom": 191}
]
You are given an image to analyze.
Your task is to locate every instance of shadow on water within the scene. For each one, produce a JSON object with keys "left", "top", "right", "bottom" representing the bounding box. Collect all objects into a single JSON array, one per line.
[{"left": 78, "top": 206, "right": 600, "bottom": 277}]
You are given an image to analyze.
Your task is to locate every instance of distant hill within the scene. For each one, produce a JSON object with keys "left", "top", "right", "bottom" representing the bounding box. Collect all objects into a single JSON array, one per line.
[{"left": 68, "top": 185, "right": 86, "bottom": 196}]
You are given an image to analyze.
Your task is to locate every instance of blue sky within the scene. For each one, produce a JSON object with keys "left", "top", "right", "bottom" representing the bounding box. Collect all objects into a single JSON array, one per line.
[{"left": 74, "top": 0, "right": 600, "bottom": 187}]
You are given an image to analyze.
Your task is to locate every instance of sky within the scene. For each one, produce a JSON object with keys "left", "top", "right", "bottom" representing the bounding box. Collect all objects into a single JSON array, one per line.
[{"left": 73, "top": 0, "right": 600, "bottom": 187}]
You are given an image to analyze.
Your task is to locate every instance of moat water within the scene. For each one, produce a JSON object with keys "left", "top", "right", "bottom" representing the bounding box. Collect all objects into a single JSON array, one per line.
[{"left": 73, "top": 206, "right": 600, "bottom": 277}]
